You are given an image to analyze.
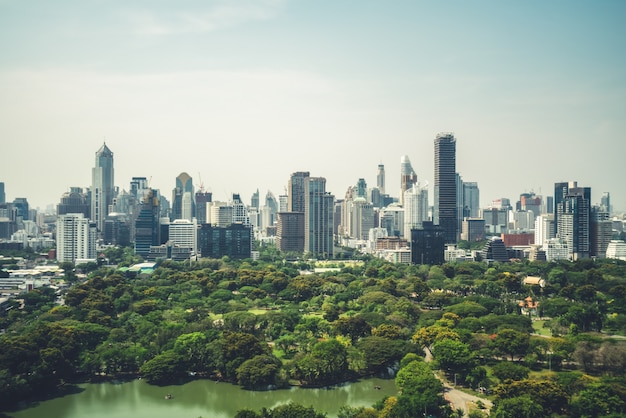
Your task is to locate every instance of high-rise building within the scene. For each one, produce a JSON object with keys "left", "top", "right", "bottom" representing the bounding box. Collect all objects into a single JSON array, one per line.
[
  {"left": 288, "top": 171, "right": 310, "bottom": 213},
  {"left": 56, "top": 213, "right": 97, "bottom": 263},
  {"left": 198, "top": 223, "right": 252, "bottom": 259},
  {"left": 400, "top": 155, "right": 417, "bottom": 206},
  {"left": 591, "top": 206, "right": 612, "bottom": 258},
  {"left": 195, "top": 191, "right": 212, "bottom": 225},
  {"left": 57, "top": 188, "right": 90, "bottom": 218},
  {"left": 276, "top": 212, "right": 305, "bottom": 253},
  {"left": 403, "top": 182, "right": 429, "bottom": 239},
  {"left": 534, "top": 214, "right": 555, "bottom": 247},
  {"left": 518, "top": 193, "right": 542, "bottom": 217},
  {"left": 462, "top": 182, "right": 480, "bottom": 218},
  {"left": 555, "top": 181, "right": 591, "bottom": 260},
  {"left": 171, "top": 172, "right": 195, "bottom": 221},
  {"left": 411, "top": 221, "right": 445, "bottom": 265},
  {"left": 377, "top": 164, "right": 385, "bottom": 195},
  {"left": 169, "top": 219, "right": 198, "bottom": 255},
  {"left": 0, "top": 182, "right": 5, "bottom": 204},
  {"left": 91, "top": 143, "right": 115, "bottom": 232},
  {"left": 13, "top": 198, "right": 30, "bottom": 221},
  {"left": 434, "top": 133, "right": 457, "bottom": 243},
  {"left": 600, "top": 192, "right": 611, "bottom": 214},
  {"left": 251, "top": 189, "right": 260, "bottom": 210},
  {"left": 304, "top": 177, "right": 334, "bottom": 257},
  {"left": 134, "top": 189, "right": 161, "bottom": 258}
]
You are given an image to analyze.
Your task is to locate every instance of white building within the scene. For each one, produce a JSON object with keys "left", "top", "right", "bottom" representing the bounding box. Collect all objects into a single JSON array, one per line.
[
  {"left": 544, "top": 238, "right": 570, "bottom": 261},
  {"left": 169, "top": 219, "right": 198, "bottom": 254},
  {"left": 56, "top": 213, "right": 97, "bottom": 263},
  {"left": 379, "top": 204, "right": 404, "bottom": 238},
  {"left": 403, "top": 182, "right": 429, "bottom": 239},
  {"left": 534, "top": 214, "right": 555, "bottom": 247},
  {"left": 606, "top": 240, "right": 626, "bottom": 261}
]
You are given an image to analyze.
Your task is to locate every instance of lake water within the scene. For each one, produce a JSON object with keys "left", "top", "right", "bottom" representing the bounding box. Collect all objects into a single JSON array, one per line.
[{"left": 6, "top": 378, "right": 398, "bottom": 418}]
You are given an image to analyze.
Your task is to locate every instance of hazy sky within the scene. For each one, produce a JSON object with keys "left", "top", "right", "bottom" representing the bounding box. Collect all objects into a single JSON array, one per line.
[{"left": 1, "top": 0, "right": 625, "bottom": 212}]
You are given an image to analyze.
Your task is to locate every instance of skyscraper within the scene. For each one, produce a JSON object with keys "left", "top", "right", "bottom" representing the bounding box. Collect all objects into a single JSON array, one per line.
[
  {"left": 555, "top": 181, "right": 591, "bottom": 260},
  {"left": 377, "top": 164, "right": 385, "bottom": 195},
  {"left": 171, "top": 172, "right": 195, "bottom": 221},
  {"left": 91, "top": 143, "right": 115, "bottom": 232},
  {"left": 400, "top": 155, "right": 417, "bottom": 206},
  {"left": 134, "top": 189, "right": 161, "bottom": 258},
  {"left": 288, "top": 171, "right": 310, "bottom": 213},
  {"left": 304, "top": 177, "right": 334, "bottom": 257},
  {"left": 462, "top": 182, "right": 480, "bottom": 218},
  {"left": 434, "top": 133, "right": 457, "bottom": 243},
  {"left": 403, "top": 182, "right": 429, "bottom": 239},
  {"left": 57, "top": 213, "right": 97, "bottom": 263},
  {"left": 0, "top": 182, "right": 5, "bottom": 204}
]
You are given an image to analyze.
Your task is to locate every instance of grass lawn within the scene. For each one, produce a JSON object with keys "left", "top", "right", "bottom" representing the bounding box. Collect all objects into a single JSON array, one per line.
[{"left": 532, "top": 319, "right": 551, "bottom": 336}]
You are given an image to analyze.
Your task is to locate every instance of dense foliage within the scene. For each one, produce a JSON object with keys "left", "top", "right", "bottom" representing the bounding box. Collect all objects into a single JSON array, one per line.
[{"left": 2, "top": 251, "right": 626, "bottom": 417}]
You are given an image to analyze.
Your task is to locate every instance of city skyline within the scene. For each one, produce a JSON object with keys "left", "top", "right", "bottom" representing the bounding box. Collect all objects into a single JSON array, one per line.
[{"left": 1, "top": 1, "right": 625, "bottom": 211}]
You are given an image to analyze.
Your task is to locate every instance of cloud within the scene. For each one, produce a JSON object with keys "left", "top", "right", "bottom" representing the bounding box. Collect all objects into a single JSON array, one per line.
[{"left": 123, "top": 0, "right": 285, "bottom": 35}]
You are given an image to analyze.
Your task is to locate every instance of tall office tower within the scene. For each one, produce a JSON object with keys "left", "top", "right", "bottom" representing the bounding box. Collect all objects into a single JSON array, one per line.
[
  {"left": 276, "top": 212, "right": 305, "bottom": 252},
  {"left": 534, "top": 214, "right": 555, "bottom": 247},
  {"left": 169, "top": 219, "right": 198, "bottom": 254},
  {"left": 231, "top": 193, "right": 250, "bottom": 226},
  {"left": 195, "top": 191, "right": 212, "bottom": 225},
  {"left": 171, "top": 172, "right": 195, "bottom": 221},
  {"left": 600, "top": 192, "right": 611, "bottom": 214},
  {"left": 304, "top": 177, "right": 334, "bottom": 257},
  {"left": 545, "top": 196, "right": 554, "bottom": 214},
  {"left": 434, "top": 132, "right": 457, "bottom": 243},
  {"left": 278, "top": 194, "right": 288, "bottom": 212},
  {"left": 591, "top": 206, "right": 612, "bottom": 258},
  {"left": 356, "top": 178, "right": 367, "bottom": 199},
  {"left": 462, "top": 182, "right": 480, "bottom": 218},
  {"left": 91, "top": 143, "right": 115, "bottom": 232},
  {"left": 130, "top": 177, "right": 149, "bottom": 200},
  {"left": 13, "top": 198, "right": 30, "bottom": 221},
  {"left": 251, "top": 189, "right": 260, "bottom": 210},
  {"left": 403, "top": 182, "right": 429, "bottom": 239},
  {"left": 348, "top": 198, "right": 374, "bottom": 240},
  {"left": 377, "top": 164, "right": 385, "bottom": 195},
  {"left": 553, "top": 182, "right": 570, "bottom": 234},
  {"left": 400, "top": 155, "right": 417, "bottom": 206},
  {"left": 263, "top": 191, "right": 278, "bottom": 227},
  {"left": 518, "top": 193, "right": 542, "bottom": 217},
  {"left": 379, "top": 204, "right": 404, "bottom": 237},
  {"left": 456, "top": 173, "right": 464, "bottom": 236},
  {"left": 56, "top": 213, "right": 97, "bottom": 263},
  {"left": 555, "top": 181, "right": 591, "bottom": 260},
  {"left": 134, "top": 189, "right": 161, "bottom": 258},
  {"left": 198, "top": 223, "right": 252, "bottom": 259},
  {"left": 411, "top": 221, "right": 445, "bottom": 265},
  {"left": 0, "top": 182, "right": 5, "bottom": 203},
  {"left": 208, "top": 202, "right": 233, "bottom": 227},
  {"left": 57, "top": 187, "right": 90, "bottom": 219},
  {"left": 288, "top": 171, "right": 310, "bottom": 213}
]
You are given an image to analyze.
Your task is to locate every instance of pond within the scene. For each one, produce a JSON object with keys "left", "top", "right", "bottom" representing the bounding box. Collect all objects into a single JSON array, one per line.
[{"left": 7, "top": 377, "right": 398, "bottom": 418}]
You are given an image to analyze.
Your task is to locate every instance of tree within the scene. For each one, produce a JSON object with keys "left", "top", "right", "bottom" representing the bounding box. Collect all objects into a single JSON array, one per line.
[
  {"left": 236, "top": 354, "right": 282, "bottom": 389},
  {"left": 493, "top": 329, "right": 530, "bottom": 361},
  {"left": 333, "top": 316, "right": 371, "bottom": 343},
  {"left": 491, "top": 396, "right": 544, "bottom": 418},
  {"left": 139, "top": 350, "right": 186, "bottom": 384},
  {"left": 570, "top": 383, "right": 626, "bottom": 418},
  {"left": 494, "top": 379, "right": 568, "bottom": 415},
  {"left": 431, "top": 338, "right": 475, "bottom": 377},
  {"left": 356, "top": 336, "right": 406, "bottom": 373},
  {"left": 491, "top": 362, "right": 530, "bottom": 382}
]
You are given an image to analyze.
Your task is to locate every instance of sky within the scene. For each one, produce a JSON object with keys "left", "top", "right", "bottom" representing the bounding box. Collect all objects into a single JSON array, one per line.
[{"left": 1, "top": 0, "right": 625, "bottom": 213}]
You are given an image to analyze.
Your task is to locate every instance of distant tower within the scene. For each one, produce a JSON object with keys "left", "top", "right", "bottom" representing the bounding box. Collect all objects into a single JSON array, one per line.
[
  {"left": 403, "top": 182, "right": 429, "bottom": 239},
  {"left": 172, "top": 172, "right": 195, "bottom": 221},
  {"left": 555, "top": 181, "right": 591, "bottom": 260},
  {"left": 251, "top": 189, "right": 260, "bottom": 210},
  {"left": 304, "top": 177, "right": 334, "bottom": 257},
  {"left": 288, "top": 171, "right": 310, "bottom": 213},
  {"left": 600, "top": 192, "right": 611, "bottom": 214},
  {"left": 134, "top": 189, "right": 161, "bottom": 258},
  {"left": 400, "top": 155, "right": 417, "bottom": 206},
  {"left": 0, "top": 182, "right": 5, "bottom": 204},
  {"left": 91, "top": 143, "right": 115, "bottom": 232},
  {"left": 377, "top": 164, "right": 385, "bottom": 195},
  {"left": 463, "top": 182, "right": 480, "bottom": 218},
  {"left": 57, "top": 213, "right": 97, "bottom": 263},
  {"left": 434, "top": 133, "right": 457, "bottom": 243}
]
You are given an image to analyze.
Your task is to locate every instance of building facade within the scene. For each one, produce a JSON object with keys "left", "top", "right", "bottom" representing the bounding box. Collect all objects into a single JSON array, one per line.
[
  {"left": 304, "top": 177, "right": 334, "bottom": 257},
  {"left": 56, "top": 213, "right": 97, "bottom": 263},
  {"left": 434, "top": 133, "right": 457, "bottom": 243},
  {"left": 91, "top": 143, "right": 115, "bottom": 232}
]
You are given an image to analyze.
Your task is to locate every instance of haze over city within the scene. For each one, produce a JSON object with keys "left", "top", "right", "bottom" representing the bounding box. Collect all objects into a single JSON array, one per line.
[{"left": 1, "top": 1, "right": 625, "bottom": 211}]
